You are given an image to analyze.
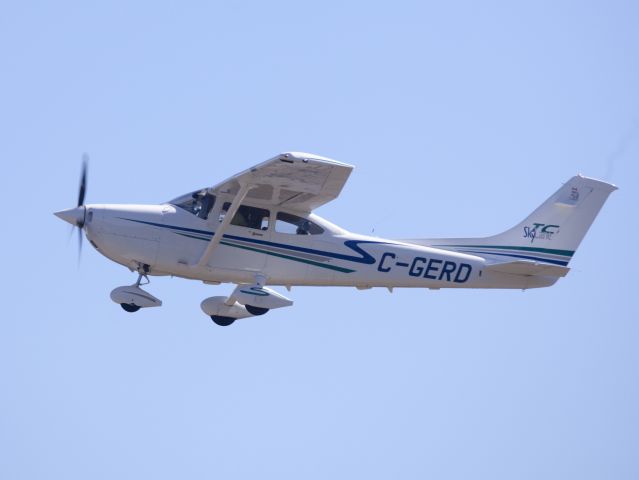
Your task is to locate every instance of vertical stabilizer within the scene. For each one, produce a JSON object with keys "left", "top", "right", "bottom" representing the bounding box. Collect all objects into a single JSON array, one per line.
[{"left": 411, "top": 175, "right": 617, "bottom": 266}]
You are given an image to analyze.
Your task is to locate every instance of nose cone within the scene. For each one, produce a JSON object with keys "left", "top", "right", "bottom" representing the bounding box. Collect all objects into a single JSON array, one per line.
[{"left": 54, "top": 206, "right": 85, "bottom": 226}]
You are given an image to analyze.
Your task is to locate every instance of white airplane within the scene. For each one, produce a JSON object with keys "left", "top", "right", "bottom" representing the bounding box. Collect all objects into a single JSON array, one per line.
[{"left": 55, "top": 152, "right": 617, "bottom": 326}]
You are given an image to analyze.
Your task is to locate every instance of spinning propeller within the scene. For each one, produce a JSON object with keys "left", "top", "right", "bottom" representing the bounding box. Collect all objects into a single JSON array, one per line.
[{"left": 54, "top": 154, "right": 89, "bottom": 257}]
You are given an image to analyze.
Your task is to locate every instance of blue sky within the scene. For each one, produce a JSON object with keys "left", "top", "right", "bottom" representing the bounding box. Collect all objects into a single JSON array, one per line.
[{"left": 1, "top": 1, "right": 638, "bottom": 478}]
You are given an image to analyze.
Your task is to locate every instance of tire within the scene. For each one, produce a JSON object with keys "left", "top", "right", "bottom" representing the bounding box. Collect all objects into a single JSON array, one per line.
[
  {"left": 121, "top": 303, "right": 141, "bottom": 313},
  {"left": 211, "top": 315, "right": 235, "bottom": 326},
  {"left": 245, "top": 305, "right": 269, "bottom": 316}
]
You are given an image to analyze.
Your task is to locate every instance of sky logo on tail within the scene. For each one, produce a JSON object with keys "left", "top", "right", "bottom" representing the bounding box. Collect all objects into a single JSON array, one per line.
[{"left": 523, "top": 223, "right": 559, "bottom": 243}]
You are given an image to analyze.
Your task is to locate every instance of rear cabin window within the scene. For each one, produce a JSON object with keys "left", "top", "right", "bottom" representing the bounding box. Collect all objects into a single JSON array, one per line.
[
  {"left": 275, "top": 212, "right": 324, "bottom": 235},
  {"left": 221, "top": 203, "right": 270, "bottom": 230}
]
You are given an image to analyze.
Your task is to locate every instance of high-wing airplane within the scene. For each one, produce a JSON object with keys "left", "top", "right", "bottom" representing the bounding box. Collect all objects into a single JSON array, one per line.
[{"left": 55, "top": 152, "right": 617, "bottom": 326}]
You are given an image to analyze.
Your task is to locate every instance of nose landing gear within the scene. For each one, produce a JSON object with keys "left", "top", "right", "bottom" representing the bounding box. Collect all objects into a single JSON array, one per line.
[{"left": 110, "top": 264, "right": 162, "bottom": 313}]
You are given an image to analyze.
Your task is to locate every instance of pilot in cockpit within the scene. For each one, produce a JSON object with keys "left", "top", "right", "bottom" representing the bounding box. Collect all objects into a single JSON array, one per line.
[
  {"left": 296, "top": 220, "right": 311, "bottom": 235},
  {"left": 183, "top": 191, "right": 216, "bottom": 220},
  {"left": 197, "top": 193, "right": 215, "bottom": 219}
]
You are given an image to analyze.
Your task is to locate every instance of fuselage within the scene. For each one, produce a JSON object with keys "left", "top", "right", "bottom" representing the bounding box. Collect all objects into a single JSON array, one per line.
[
  {"left": 81, "top": 200, "right": 498, "bottom": 290},
  {"left": 54, "top": 155, "right": 616, "bottom": 324}
]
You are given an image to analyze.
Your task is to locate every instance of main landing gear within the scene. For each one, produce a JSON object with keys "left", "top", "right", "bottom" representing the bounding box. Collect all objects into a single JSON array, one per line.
[
  {"left": 210, "top": 315, "right": 236, "bottom": 327},
  {"left": 201, "top": 275, "right": 293, "bottom": 326},
  {"left": 207, "top": 302, "right": 268, "bottom": 325}
]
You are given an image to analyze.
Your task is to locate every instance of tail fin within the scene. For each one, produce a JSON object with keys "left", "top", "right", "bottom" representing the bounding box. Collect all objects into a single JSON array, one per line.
[{"left": 416, "top": 175, "right": 617, "bottom": 266}]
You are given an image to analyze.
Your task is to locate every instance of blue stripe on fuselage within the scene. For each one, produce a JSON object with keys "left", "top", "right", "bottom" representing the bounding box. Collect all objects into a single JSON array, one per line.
[
  {"left": 458, "top": 249, "right": 569, "bottom": 266},
  {"left": 118, "top": 217, "right": 386, "bottom": 265}
]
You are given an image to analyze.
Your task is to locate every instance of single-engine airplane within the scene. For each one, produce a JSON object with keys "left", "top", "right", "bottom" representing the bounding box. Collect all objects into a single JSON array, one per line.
[{"left": 55, "top": 152, "right": 617, "bottom": 326}]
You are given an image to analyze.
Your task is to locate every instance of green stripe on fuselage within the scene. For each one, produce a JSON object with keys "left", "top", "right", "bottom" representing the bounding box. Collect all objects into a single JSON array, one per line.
[{"left": 174, "top": 232, "right": 355, "bottom": 273}]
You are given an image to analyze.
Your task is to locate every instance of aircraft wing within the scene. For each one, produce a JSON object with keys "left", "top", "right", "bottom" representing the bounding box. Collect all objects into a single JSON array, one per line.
[{"left": 208, "top": 152, "right": 354, "bottom": 212}]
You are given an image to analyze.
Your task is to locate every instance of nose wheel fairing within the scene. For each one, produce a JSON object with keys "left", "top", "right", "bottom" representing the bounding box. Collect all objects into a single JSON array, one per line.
[
  {"left": 110, "top": 285, "right": 163, "bottom": 310},
  {"left": 110, "top": 268, "right": 162, "bottom": 311}
]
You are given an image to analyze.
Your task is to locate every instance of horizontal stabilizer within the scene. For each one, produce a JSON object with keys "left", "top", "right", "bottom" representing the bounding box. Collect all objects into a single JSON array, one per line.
[{"left": 485, "top": 261, "right": 570, "bottom": 277}]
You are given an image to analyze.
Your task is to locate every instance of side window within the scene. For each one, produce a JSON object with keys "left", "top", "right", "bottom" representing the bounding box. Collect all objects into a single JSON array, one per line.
[
  {"left": 275, "top": 212, "right": 324, "bottom": 235},
  {"left": 221, "top": 203, "right": 270, "bottom": 230}
]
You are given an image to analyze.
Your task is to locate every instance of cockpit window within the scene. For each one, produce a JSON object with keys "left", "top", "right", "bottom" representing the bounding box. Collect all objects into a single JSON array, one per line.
[
  {"left": 275, "top": 212, "right": 324, "bottom": 235},
  {"left": 172, "top": 190, "right": 216, "bottom": 220}
]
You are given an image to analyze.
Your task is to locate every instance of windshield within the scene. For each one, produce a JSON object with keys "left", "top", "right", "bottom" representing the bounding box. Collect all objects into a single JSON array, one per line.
[{"left": 170, "top": 190, "right": 216, "bottom": 220}]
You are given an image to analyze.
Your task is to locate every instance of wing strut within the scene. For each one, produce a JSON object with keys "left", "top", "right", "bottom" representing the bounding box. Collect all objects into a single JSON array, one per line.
[{"left": 195, "top": 183, "right": 252, "bottom": 268}]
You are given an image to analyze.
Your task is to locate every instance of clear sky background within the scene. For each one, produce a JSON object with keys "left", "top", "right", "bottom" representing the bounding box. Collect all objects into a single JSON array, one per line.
[{"left": 1, "top": 1, "right": 638, "bottom": 478}]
